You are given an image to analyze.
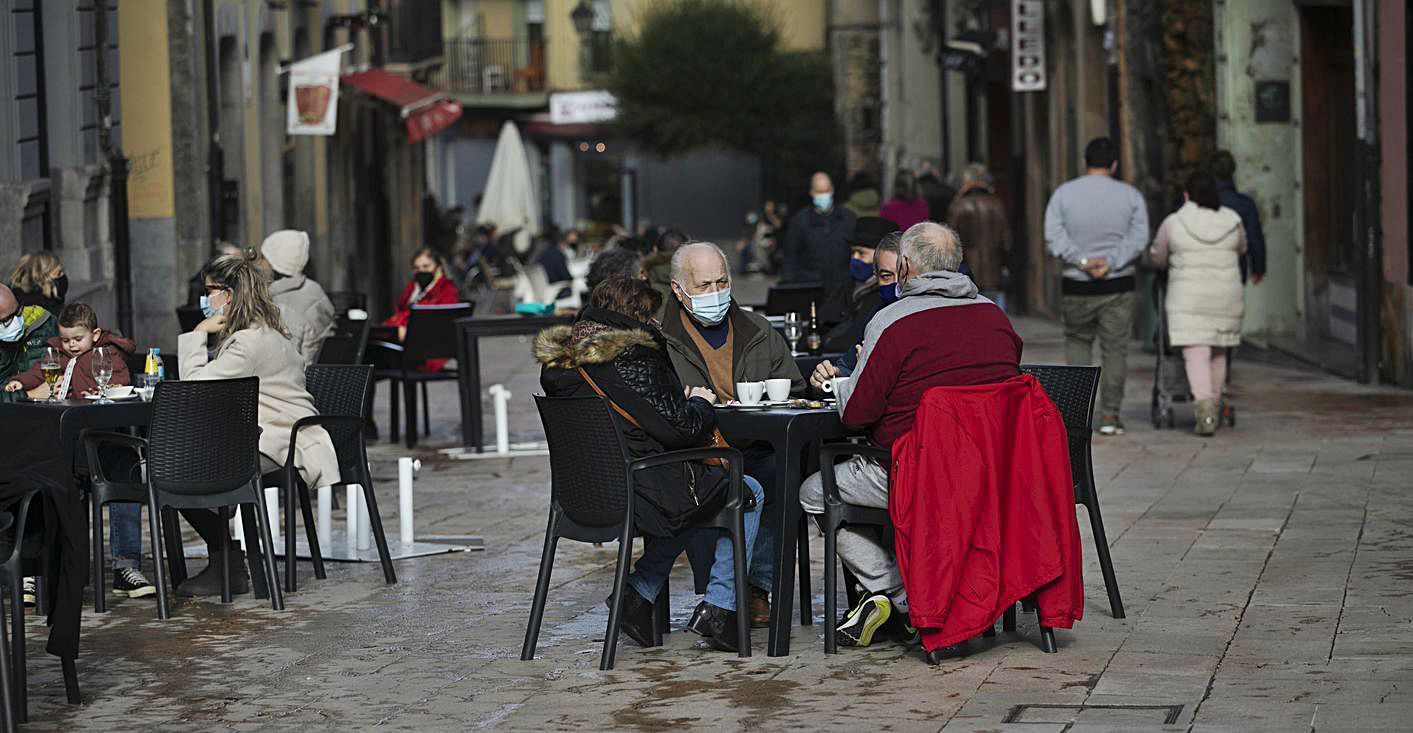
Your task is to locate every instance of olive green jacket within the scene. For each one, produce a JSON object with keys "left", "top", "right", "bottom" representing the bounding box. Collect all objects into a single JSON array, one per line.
[{"left": 659, "top": 296, "right": 805, "bottom": 397}]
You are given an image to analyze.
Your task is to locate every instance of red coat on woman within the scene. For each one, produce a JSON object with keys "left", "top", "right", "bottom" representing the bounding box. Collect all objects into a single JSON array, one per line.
[
  {"left": 383, "top": 274, "right": 461, "bottom": 328},
  {"left": 889, "top": 375, "right": 1084, "bottom": 651}
]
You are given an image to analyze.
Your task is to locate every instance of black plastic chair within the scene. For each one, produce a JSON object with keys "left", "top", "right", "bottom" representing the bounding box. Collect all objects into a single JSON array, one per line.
[
  {"left": 0, "top": 483, "right": 80, "bottom": 724},
  {"left": 1021, "top": 364, "right": 1125, "bottom": 619},
  {"left": 370, "top": 302, "right": 474, "bottom": 448},
  {"left": 0, "top": 511, "right": 13, "bottom": 733},
  {"left": 281, "top": 365, "right": 396, "bottom": 592},
  {"left": 141, "top": 377, "right": 283, "bottom": 620},
  {"left": 819, "top": 443, "right": 894, "bottom": 655},
  {"left": 327, "top": 291, "right": 368, "bottom": 316},
  {"left": 764, "top": 283, "right": 824, "bottom": 316},
  {"left": 522, "top": 395, "right": 751, "bottom": 670},
  {"left": 316, "top": 315, "right": 371, "bottom": 365},
  {"left": 80, "top": 432, "right": 185, "bottom": 613}
]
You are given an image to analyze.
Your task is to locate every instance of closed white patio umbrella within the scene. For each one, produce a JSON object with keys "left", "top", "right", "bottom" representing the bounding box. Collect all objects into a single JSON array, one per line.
[{"left": 475, "top": 121, "right": 540, "bottom": 256}]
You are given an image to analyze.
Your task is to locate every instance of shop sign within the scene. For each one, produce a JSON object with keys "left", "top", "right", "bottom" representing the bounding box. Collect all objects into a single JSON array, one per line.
[
  {"left": 286, "top": 47, "right": 347, "bottom": 135},
  {"left": 550, "top": 91, "right": 617, "bottom": 125},
  {"left": 1012, "top": 0, "right": 1046, "bottom": 92}
]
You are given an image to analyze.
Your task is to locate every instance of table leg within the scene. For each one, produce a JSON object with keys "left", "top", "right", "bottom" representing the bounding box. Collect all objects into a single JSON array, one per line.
[
  {"left": 465, "top": 336, "right": 484, "bottom": 452},
  {"left": 767, "top": 433, "right": 806, "bottom": 657}
]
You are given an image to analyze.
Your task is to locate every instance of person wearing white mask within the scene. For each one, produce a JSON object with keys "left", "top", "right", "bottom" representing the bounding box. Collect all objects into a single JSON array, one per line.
[
  {"left": 781, "top": 171, "right": 858, "bottom": 295},
  {"left": 658, "top": 241, "right": 805, "bottom": 628}
]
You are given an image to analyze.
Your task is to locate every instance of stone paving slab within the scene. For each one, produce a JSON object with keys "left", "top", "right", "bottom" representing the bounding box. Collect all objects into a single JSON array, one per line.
[{"left": 14, "top": 315, "right": 1413, "bottom": 730}]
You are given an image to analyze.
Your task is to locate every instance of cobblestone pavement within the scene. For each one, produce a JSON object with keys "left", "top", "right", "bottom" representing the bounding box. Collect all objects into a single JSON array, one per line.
[{"left": 21, "top": 313, "right": 1413, "bottom": 731}]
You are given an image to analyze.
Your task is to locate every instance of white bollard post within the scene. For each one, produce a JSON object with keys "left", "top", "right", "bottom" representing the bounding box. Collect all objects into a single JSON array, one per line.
[
  {"left": 399, "top": 457, "right": 419, "bottom": 546},
  {"left": 232, "top": 507, "right": 246, "bottom": 545},
  {"left": 264, "top": 486, "right": 281, "bottom": 545},
  {"left": 317, "top": 485, "right": 332, "bottom": 547},
  {"left": 489, "top": 384, "right": 511, "bottom": 454},
  {"left": 345, "top": 484, "right": 360, "bottom": 554},
  {"left": 355, "top": 487, "right": 371, "bottom": 551}
]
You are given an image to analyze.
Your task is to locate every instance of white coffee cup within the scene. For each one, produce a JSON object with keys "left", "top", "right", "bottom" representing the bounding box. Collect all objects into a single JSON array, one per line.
[
  {"left": 820, "top": 376, "right": 849, "bottom": 395},
  {"left": 736, "top": 381, "right": 766, "bottom": 405},
  {"left": 764, "top": 378, "right": 791, "bottom": 402}
]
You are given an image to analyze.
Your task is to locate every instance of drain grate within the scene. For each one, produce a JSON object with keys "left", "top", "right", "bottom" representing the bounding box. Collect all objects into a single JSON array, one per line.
[{"left": 1004, "top": 703, "right": 1185, "bottom": 725}]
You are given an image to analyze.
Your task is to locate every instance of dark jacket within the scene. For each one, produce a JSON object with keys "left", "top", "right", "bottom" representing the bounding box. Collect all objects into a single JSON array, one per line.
[
  {"left": 822, "top": 280, "right": 883, "bottom": 355},
  {"left": 1216, "top": 180, "right": 1266, "bottom": 282},
  {"left": 536, "top": 307, "right": 725, "bottom": 538},
  {"left": 781, "top": 205, "right": 858, "bottom": 296},
  {"left": 660, "top": 295, "right": 805, "bottom": 398},
  {"left": 0, "top": 305, "right": 58, "bottom": 386},
  {"left": 948, "top": 186, "right": 1011, "bottom": 291}
]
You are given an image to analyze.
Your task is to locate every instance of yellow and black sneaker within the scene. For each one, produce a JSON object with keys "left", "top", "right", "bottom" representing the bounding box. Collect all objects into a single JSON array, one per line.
[{"left": 835, "top": 593, "right": 892, "bottom": 647}]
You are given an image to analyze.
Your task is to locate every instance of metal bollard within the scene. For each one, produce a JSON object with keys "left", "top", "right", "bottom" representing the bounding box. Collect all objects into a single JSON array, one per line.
[
  {"left": 489, "top": 384, "right": 511, "bottom": 454},
  {"left": 356, "top": 487, "right": 371, "bottom": 551},
  {"left": 345, "top": 484, "right": 360, "bottom": 554},
  {"left": 317, "top": 485, "right": 332, "bottom": 547},
  {"left": 399, "top": 457, "right": 420, "bottom": 546}
]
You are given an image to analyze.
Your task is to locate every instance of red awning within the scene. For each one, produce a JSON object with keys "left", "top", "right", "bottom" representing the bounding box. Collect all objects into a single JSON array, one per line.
[{"left": 341, "top": 68, "right": 463, "bottom": 144}]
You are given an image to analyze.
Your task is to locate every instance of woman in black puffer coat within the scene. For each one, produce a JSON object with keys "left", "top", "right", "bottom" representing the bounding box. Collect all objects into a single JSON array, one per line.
[{"left": 537, "top": 277, "right": 765, "bottom": 652}]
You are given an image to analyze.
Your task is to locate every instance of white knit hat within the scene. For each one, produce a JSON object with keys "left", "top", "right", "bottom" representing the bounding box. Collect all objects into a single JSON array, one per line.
[{"left": 261, "top": 229, "right": 310, "bottom": 276}]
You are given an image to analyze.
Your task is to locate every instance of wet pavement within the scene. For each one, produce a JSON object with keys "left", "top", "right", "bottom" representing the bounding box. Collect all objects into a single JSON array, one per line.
[{"left": 20, "top": 312, "right": 1413, "bottom": 731}]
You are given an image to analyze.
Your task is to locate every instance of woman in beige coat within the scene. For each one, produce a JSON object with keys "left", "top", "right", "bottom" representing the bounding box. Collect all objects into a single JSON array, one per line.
[
  {"left": 178, "top": 253, "right": 340, "bottom": 596},
  {"left": 1150, "top": 171, "right": 1247, "bottom": 436}
]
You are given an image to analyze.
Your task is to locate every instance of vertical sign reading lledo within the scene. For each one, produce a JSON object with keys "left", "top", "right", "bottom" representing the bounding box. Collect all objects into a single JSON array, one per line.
[{"left": 1012, "top": 0, "right": 1046, "bottom": 92}]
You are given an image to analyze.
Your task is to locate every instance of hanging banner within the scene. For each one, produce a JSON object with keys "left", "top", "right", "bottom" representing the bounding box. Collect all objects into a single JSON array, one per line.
[
  {"left": 1012, "top": 0, "right": 1046, "bottom": 92},
  {"left": 286, "top": 48, "right": 346, "bottom": 135}
]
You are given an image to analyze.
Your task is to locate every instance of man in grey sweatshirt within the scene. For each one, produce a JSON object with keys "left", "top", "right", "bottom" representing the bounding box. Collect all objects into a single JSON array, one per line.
[{"left": 1043, "top": 137, "right": 1150, "bottom": 435}]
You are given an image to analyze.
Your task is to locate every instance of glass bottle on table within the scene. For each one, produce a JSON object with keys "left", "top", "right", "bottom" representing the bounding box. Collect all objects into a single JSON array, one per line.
[
  {"left": 91, "top": 346, "right": 114, "bottom": 404},
  {"left": 804, "top": 301, "right": 823, "bottom": 355},
  {"left": 783, "top": 312, "right": 804, "bottom": 355},
  {"left": 39, "top": 346, "right": 62, "bottom": 402}
]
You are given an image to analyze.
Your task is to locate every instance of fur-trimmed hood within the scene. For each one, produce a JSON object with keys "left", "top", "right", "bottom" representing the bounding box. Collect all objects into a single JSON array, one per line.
[{"left": 534, "top": 323, "right": 659, "bottom": 369}]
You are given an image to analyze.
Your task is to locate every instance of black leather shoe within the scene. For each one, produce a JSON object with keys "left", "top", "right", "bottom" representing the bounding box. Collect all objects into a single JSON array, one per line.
[
  {"left": 685, "top": 600, "right": 710, "bottom": 636},
  {"left": 605, "top": 589, "right": 655, "bottom": 648},
  {"left": 175, "top": 550, "right": 250, "bottom": 598},
  {"left": 699, "top": 603, "right": 745, "bottom": 653}
]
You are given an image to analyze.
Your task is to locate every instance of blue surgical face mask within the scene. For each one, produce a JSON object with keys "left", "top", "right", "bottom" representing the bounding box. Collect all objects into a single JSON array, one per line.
[
  {"left": 681, "top": 285, "right": 731, "bottom": 326},
  {"left": 0, "top": 313, "right": 23, "bottom": 343},
  {"left": 812, "top": 193, "right": 833, "bottom": 211},
  {"left": 879, "top": 283, "right": 900, "bottom": 305},
  {"left": 849, "top": 258, "right": 875, "bottom": 282},
  {"left": 199, "top": 294, "right": 223, "bottom": 319}
]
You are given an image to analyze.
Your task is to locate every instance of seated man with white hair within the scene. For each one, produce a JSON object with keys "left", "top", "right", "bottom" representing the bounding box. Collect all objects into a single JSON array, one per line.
[
  {"left": 660, "top": 241, "right": 804, "bottom": 628},
  {"left": 800, "top": 222, "right": 1023, "bottom": 648}
]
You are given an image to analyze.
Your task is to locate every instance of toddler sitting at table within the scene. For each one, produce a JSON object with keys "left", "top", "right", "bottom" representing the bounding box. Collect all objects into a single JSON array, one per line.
[{"left": 3, "top": 303, "right": 154, "bottom": 599}]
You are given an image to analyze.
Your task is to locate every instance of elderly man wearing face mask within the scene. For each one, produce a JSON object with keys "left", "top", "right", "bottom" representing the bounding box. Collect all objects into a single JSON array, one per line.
[
  {"left": 660, "top": 241, "right": 805, "bottom": 628},
  {"left": 0, "top": 282, "right": 59, "bottom": 392}
]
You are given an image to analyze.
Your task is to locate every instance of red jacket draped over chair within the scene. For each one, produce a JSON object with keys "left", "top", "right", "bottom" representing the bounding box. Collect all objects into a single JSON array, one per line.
[{"left": 890, "top": 374, "right": 1084, "bottom": 651}]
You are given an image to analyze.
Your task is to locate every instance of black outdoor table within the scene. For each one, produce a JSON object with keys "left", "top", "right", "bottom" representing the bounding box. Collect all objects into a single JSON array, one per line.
[
  {"left": 0, "top": 396, "right": 152, "bottom": 668},
  {"left": 714, "top": 405, "right": 856, "bottom": 656},
  {"left": 454, "top": 314, "right": 573, "bottom": 452}
]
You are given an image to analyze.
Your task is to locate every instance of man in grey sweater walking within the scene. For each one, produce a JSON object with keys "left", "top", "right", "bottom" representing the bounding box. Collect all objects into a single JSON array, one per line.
[{"left": 1044, "top": 137, "right": 1150, "bottom": 435}]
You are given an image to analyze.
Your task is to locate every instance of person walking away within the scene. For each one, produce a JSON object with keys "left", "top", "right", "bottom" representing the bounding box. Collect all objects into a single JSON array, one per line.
[
  {"left": 1043, "top": 137, "right": 1150, "bottom": 435},
  {"left": 7, "top": 252, "right": 68, "bottom": 317},
  {"left": 260, "top": 230, "right": 335, "bottom": 366},
  {"left": 799, "top": 222, "right": 1021, "bottom": 647},
  {"left": 1149, "top": 172, "right": 1246, "bottom": 436},
  {"left": 880, "top": 169, "right": 930, "bottom": 231},
  {"left": 917, "top": 161, "right": 957, "bottom": 224},
  {"left": 843, "top": 172, "right": 881, "bottom": 218},
  {"left": 948, "top": 163, "right": 1011, "bottom": 311},
  {"left": 536, "top": 277, "right": 766, "bottom": 651},
  {"left": 1210, "top": 151, "right": 1266, "bottom": 285},
  {"left": 781, "top": 172, "right": 858, "bottom": 297}
]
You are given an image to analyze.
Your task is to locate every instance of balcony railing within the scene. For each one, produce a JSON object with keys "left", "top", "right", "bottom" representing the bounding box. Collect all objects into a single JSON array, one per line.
[{"left": 431, "top": 38, "right": 546, "bottom": 96}]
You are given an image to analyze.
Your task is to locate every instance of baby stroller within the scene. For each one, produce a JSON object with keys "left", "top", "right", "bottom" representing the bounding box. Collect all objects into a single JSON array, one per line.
[{"left": 1151, "top": 274, "right": 1237, "bottom": 429}]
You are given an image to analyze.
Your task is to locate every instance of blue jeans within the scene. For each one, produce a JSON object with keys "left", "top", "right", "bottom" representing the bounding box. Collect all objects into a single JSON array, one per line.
[
  {"left": 108, "top": 502, "right": 142, "bottom": 569},
  {"left": 628, "top": 476, "right": 765, "bottom": 611}
]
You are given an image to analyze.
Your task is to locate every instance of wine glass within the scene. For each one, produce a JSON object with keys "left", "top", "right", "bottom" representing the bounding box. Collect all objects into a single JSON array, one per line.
[
  {"left": 91, "top": 346, "right": 114, "bottom": 404},
  {"left": 783, "top": 312, "right": 803, "bottom": 355},
  {"left": 39, "top": 347, "right": 62, "bottom": 403}
]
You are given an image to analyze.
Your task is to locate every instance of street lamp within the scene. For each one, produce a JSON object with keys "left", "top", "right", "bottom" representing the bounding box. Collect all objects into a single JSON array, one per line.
[{"left": 571, "top": 1, "right": 595, "bottom": 37}]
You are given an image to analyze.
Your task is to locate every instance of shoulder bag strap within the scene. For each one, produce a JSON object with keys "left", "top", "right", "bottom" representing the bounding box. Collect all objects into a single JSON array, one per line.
[{"left": 577, "top": 366, "right": 645, "bottom": 431}]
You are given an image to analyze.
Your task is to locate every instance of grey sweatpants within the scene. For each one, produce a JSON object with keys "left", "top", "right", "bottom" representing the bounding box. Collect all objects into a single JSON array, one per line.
[{"left": 798, "top": 455, "right": 901, "bottom": 594}]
